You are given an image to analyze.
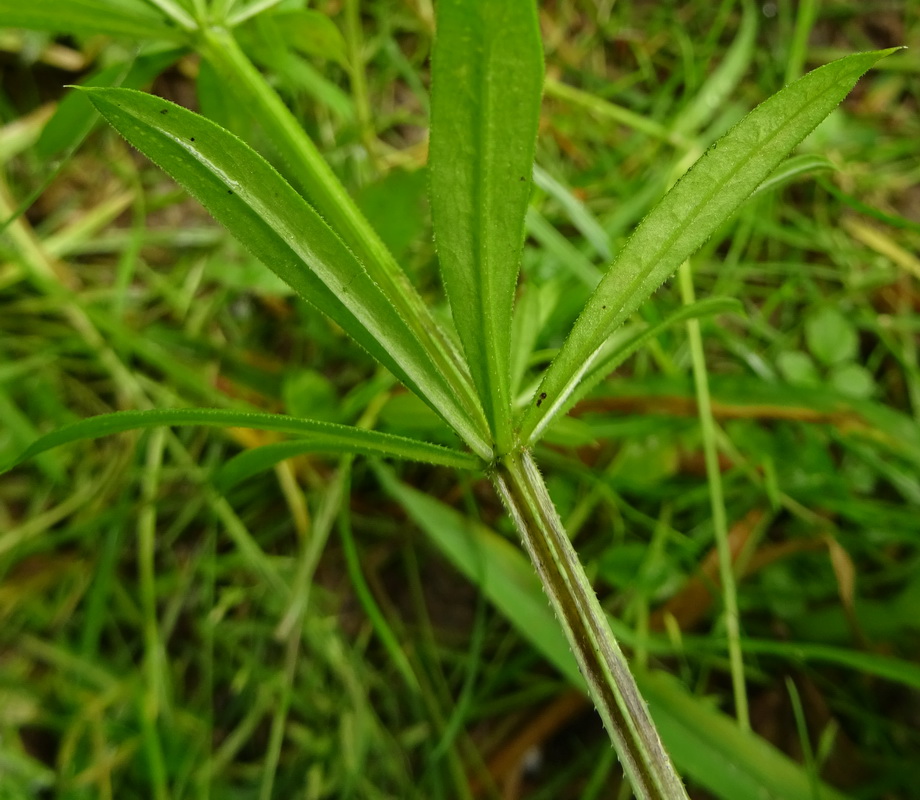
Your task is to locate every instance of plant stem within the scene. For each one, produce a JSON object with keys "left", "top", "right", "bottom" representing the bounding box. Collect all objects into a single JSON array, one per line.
[
  {"left": 138, "top": 428, "right": 170, "bottom": 800},
  {"left": 677, "top": 260, "right": 749, "bottom": 731},
  {"left": 491, "top": 449, "right": 688, "bottom": 800}
]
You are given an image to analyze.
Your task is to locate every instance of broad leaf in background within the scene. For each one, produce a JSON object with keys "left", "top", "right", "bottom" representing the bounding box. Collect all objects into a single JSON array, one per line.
[
  {"left": 429, "top": 0, "right": 544, "bottom": 453},
  {"left": 520, "top": 48, "right": 899, "bottom": 445},
  {"left": 81, "top": 88, "right": 491, "bottom": 459}
]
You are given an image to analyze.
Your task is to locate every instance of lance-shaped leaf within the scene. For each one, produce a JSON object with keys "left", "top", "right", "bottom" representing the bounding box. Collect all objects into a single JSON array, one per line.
[
  {"left": 81, "top": 88, "right": 492, "bottom": 459},
  {"left": 0, "top": 408, "right": 483, "bottom": 475},
  {"left": 198, "top": 29, "right": 488, "bottom": 443},
  {"left": 428, "top": 0, "right": 544, "bottom": 453},
  {"left": 519, "top": 48, "right": 899, "bottom": 445}
]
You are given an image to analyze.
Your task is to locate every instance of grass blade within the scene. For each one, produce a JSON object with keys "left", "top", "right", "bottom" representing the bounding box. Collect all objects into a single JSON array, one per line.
[
  {"left": 529, "top": 297, "right": 743, "bottom": 420},
  {"left": 752, "top": 153, "right": 837, "bottom": 198},
  {"left": 1, "top": 408, "right": 482, "bottom": 475},
  {"left": 532, "top": 165, "right": 612, "bottom": 261},
  {"left": 81, "top": 88, "right": 491, "bottom": 459},
  {"left": 37, "top": 49, "right": 184, "bottom": 160},
  {"left": 669, "top": 0, "right": 757, "bottom": 137},
  {"left": 0, "top": 0, "right": 183, "bottom": 39},
  {"left": 428, "top": 0, "right": 544, "bottom": 453},
  {"left": 519, "top": 48, "right": 900, "bottom": 445},
  {"left": 678, "top": 265, "right": 748, "bottom": 731},
  {"left": 636, "top": 671, "right": 848, "bottom": 800}
]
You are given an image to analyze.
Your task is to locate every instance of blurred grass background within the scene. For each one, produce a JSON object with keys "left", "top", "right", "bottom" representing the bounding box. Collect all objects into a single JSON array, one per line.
[{"left": 1, "top": 1, "right": 919, "bottom": 798}]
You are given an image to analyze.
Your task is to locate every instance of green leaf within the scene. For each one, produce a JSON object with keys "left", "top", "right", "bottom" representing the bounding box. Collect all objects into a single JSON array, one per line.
[
  {"left": 529, "top": 297, "right": 743, "bottom": 425},
  {"left": 805, "top": 306, "right": 858, "bottom": 366},
  {"left": 667, "top": 635, "right": 920, "bottom": 692},
  {"left": 377, "top": 465, "right": 848, "bottom": 800},
  {"left": 215, "top": 428, "right": 478, "bottom": 491},
  {"left": 374, "top": 464, "right": 575, "bottom": 679},
  {"left": 0, "top": 0, "right": 183, "bottom": 39},
  {"left": 355, "top": 168, "right": 428, "bottom": 262},
  {"left": 830, "top": 362, "right": 875, "bottom": 399},
  {"left": 532, "top": 165, "right": 611, "bottom": 261},
  {"left": 635, "top": 671, "right": 847, "bottom": 800},
  {"left": 777, "top": 350, "right": 821, "bottom": 387},
  {"left": 428, "top": 0, "right": 544, "bottom": 453},
  {"left": 1, "top": 408, "right": 482, "bottom": 475},
  {"left": 81, "top": 87, "right": 491, "bottom": 459},
  {"left": 752, "top": 153, "right": 837, "bottom": 198},
  {"left": 525, "top": 206, "right": 602, "bottom": 288},
  {"left": 519, "top": 48, "right": 899, "bottom": 445},
  {"left": 282, "top": 370, "right": 339, "bottom": 422},
  {"left": 238, "top": 12, "right": 354, "bottom": 120},
  {"left": 669, "top": 0, "right": 758, "bottom": 137},
  {"left": 197, "top": 30, "right": 487, "bottom": 446},
  {"left": 251, "top": 9, "right": 348, "bottom": 67}
]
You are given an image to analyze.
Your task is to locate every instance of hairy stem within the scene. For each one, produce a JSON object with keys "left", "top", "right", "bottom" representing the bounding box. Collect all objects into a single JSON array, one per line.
[{"left": 491, "top": 449, "right": 688, "bottom": 800}]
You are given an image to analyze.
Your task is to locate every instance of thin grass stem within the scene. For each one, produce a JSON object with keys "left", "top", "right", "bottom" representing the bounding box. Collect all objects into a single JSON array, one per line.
[
  {"left": 677, "top": 260, "right": 749, "bottom": 732},
  {"left": 138, "top": 428, "right": 170, "bottom": 800}
]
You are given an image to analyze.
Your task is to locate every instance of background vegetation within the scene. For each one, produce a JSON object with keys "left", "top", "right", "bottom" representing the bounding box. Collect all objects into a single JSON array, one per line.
[{"left": 1, "top": 1, "right": 918, "bottom": 798}]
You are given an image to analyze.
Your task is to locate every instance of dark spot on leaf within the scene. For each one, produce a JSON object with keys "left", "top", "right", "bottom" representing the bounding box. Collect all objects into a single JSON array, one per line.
[
  {"left": 602, "top": 305, "right": 607, "bottom": 309},
  {"left": 227, "top": 190, "right": 233, "bottom": 195},
  {"left": 519, "top": 176, "right": 526, "bottom": 181},
  {"left": 190, "top": 137, "right": 195, "bottom": 142},
  {"left": 536, "top": 398, "right": 542, "bottom": 407},
  {"left": 160, "top": 109, "right": 168, "bottom": 115},
  {"left": 540, "top": 392, "right": 547, "bottom": 399}
]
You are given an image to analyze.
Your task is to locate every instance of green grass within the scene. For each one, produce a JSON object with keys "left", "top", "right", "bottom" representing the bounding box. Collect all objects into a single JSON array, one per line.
[{"left": 1, "top": 1, "right": 919, "bottom": 798}]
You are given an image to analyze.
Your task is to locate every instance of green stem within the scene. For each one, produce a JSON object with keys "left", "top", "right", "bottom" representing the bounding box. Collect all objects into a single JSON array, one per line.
[
  {"left": 544, "top": 77, "right": 691, "bottom": 149},
  {"left": 677, "top": 260, "right": 749, "bottom": 731},
  {"left": 343, "top": 0, "right": 378, "bottom": 169},
  {"left": 491, "top": 449, "right": 688, "bottom": 800},
  {"left": 138, "top": 428, "right": 170, "bottom": 800}
]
